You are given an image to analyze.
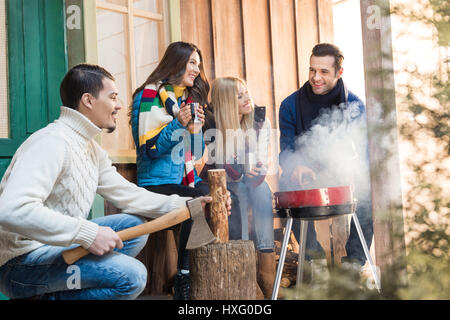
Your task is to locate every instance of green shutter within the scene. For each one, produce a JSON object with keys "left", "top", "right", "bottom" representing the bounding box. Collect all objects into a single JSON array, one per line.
[
  {"left": 0, "top": 0, "right": 68, "bottom": 300},
  {"left": 0, "top": 0, "right": 67, "bottom": 178}
]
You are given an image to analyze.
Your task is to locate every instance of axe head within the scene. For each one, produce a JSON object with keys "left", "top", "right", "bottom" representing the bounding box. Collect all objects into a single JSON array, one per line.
[{"left": 185, "top": 198, "right": 216, "bottom": 249}]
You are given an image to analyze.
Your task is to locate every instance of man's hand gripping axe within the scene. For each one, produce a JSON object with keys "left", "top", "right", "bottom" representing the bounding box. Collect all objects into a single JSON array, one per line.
[{"left": 62, "top": 198, "right": 215, "bottom": 265}]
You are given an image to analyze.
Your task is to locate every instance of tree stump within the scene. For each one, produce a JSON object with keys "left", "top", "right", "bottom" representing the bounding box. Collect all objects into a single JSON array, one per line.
[
  {"left": 188, "top": 169, "right": 256, "bottom": 300},
  {"left": 189, "top": 240, "right": 256, "bottom": 299}
]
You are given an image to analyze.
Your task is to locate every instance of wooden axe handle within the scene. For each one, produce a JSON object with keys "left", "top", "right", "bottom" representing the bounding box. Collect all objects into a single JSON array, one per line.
[{"left": 62, "top": 206, "right": 190, "bottom": 265}]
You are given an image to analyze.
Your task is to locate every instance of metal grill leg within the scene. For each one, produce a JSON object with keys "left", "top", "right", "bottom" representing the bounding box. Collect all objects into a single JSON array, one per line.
[
  {"left": 296, "top": 220, "right": 308, "bottom": 290},
  {"left": 352, "top": 214, "right": 381, "bottom": 291},
  {"left": 272, "top": 217, "right": 293, "bottom": 300}
]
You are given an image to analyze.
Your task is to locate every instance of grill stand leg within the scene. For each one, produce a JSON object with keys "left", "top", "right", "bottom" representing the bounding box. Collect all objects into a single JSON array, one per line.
[
  {"left": 328, "top": 220, "right": 335, "bottom": 266},
  {"left": 352, "top": 213, "right": 381, "bottom": 292},
  {"left": 295, "top": 220, "right": 308, "bottom": 292},
  {"left": 272, "top": 217, "right": 293, "bottom": 300}
]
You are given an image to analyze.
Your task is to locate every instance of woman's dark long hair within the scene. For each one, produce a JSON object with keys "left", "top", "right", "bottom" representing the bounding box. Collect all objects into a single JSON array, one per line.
[{"left": 131, "top": 41, "right": 209, "bottom": 106}]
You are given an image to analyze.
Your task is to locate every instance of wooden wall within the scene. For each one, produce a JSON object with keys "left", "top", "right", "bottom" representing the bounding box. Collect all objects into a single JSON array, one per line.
[{"left": 180, "top": 0, "right": 335, "bottom": 191}]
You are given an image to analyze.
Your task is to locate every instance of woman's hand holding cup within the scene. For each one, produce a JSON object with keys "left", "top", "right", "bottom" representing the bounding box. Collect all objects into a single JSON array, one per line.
[{"left": 177, "top": 102, "right": 192, "bottom": 127}]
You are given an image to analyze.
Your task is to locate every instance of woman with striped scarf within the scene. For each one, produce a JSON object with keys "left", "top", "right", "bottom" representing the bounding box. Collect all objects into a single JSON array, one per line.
[{"left": 130, "top": 42, "right": 210, "bottom": 300}]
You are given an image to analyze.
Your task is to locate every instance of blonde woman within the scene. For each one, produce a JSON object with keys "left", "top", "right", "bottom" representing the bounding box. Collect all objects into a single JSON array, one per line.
[{"left": 201, "top": 77, "right": 275, "bottom": 299}]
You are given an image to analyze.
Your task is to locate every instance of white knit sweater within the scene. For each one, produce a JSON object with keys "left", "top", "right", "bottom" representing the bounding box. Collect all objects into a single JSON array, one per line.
[{"left": 0, "top": 107, "right": 190, "bottom": 267}]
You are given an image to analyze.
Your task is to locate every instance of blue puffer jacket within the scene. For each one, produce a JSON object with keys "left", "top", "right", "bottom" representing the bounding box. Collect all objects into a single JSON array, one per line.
[{"left": 131, "top": 90, "right": 205, "bottom": 187}]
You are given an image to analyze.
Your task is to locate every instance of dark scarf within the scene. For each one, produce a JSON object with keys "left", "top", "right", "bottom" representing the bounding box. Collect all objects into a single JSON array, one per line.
[{"left": 295, "top": 78, "right": 348, "bottom": 135}]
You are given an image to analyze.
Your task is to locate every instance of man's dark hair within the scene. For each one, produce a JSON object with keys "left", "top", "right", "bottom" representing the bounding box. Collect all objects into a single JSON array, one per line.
[
  {"left": 60, "top": 64, "right": 115, "bottom": 109},
  {"left": 311, "top": 43, "right": 344, "bottom": 73}
]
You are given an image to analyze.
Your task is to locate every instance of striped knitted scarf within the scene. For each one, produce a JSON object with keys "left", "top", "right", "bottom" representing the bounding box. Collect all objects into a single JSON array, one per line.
[{"left": 138, "top": 82, "right": 195, "bottom": 187}]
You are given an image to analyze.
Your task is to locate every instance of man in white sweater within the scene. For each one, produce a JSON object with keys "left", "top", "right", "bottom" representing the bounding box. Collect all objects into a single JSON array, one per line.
[{"left": 0, "top": 64, "right": 228, "bottom": 300}]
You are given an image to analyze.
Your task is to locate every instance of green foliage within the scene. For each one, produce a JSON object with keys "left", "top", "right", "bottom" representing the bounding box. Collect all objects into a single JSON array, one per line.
[
  {"left": 283, "top": 267, "right": 383, "bottom": 300},
  {"left": 398, "top": 250, "right": 450, "bottom": 299},
  {"left": 391, "top": 0, "right": 449, "bottom": 299}
]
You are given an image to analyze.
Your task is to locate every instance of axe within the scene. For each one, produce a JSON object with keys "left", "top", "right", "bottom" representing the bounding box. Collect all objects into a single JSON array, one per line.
[{"left": 62, "top": 198, "right": 215, "bottom": 265}]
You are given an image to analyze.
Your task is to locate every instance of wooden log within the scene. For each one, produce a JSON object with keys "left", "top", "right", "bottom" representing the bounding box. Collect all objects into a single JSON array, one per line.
[
  {"left": 316, "top": 217, "right": 350, "bottom": 266},
  {"left": 330, "top": 216, "right": 349, "bottom": 265},
  {"left": 149, "top": 231, "right": 167, "bottom": 295},
  {"left": 316, "top": 220, "right": 332, "bottom": 264},
  {"left": 188, "top": 171, "right": 256, "bottom": 299},
  {"left": 189, "top": 240, "right": 256, "bottom": 299},
  {"left": 164, "top": 229, "right": 178, "bottom": 291},
  {"left": 207, "top": 169, "right": 229, "bottom": 243}
]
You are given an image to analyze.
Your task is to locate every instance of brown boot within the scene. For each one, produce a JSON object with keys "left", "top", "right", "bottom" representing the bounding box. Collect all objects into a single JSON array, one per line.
[
  {"left": 256, "top": 283, "right": 265, "bottom": 300},
  {"left": 256, "top": 251, "right": 276, "bottom": 299}
]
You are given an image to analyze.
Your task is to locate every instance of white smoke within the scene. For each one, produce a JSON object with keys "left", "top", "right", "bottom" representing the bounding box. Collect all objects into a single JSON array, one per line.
[{"left": 280, "top": 101, "right": 372, "bottom": 201}]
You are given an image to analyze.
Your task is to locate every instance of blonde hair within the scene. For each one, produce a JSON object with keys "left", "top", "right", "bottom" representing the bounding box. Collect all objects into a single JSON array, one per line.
[{"left": 210, "top": 77, "right": 254, "bottom": 162}]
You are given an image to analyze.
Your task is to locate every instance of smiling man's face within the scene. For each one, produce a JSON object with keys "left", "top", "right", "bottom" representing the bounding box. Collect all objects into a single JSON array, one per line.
[
  {"left": 87, "top": 78, "right": 121, "bottom": 132},
  {"left": 308, "top": 55, "right": 343, "bottom": 95}
]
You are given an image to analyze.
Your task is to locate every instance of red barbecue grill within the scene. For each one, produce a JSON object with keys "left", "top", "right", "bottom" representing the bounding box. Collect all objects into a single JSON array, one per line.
[
  {"left": 274, "top": 185, "right": 356, "bottom": 220},
  {"left": 271, "top": 186, "right": 380, "bottom": 299}
]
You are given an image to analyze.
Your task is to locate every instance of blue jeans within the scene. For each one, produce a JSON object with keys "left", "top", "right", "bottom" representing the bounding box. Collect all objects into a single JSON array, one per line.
[
  {"left": 228, "top": 180, "right": 274, "bottom": 251},
  {"left": 0, "top": 214, "right": 149, "bottom": 300}
]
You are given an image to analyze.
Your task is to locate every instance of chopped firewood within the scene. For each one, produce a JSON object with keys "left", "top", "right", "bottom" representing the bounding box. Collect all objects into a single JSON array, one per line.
[
  {"left": 280, "top": 277, "right": 291, "bottom": 288},
  {"left": 290, "top": 230, "right": 299, "bottom": 253},
  {"left": 274, "top": 241, "right": 300, "bottom": 288}
]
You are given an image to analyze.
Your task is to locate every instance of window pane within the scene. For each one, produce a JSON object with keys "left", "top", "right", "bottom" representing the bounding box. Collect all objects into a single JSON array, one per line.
[
  {"left": 0, "top": 0, "right": 9, "bottom": 139},
  {"left": 96, "top": 8, "right": 134, "bottom": 150},
  {"left": 133, "top": 0, "right": 157, "bottom": 12},
  {"left": 134, "top": 16, "right": 160, "bottom": 86},
  {"left": 96, "top": 9, "right": 127, "bottom": 99},
  {"left": 97, "top": 0, "right": 128, "bottom": 8}
]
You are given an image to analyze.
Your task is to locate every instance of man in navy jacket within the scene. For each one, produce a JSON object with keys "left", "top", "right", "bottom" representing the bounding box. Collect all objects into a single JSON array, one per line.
[{"left": 278, "top": 43, "right": 373, "bottom": 274}]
